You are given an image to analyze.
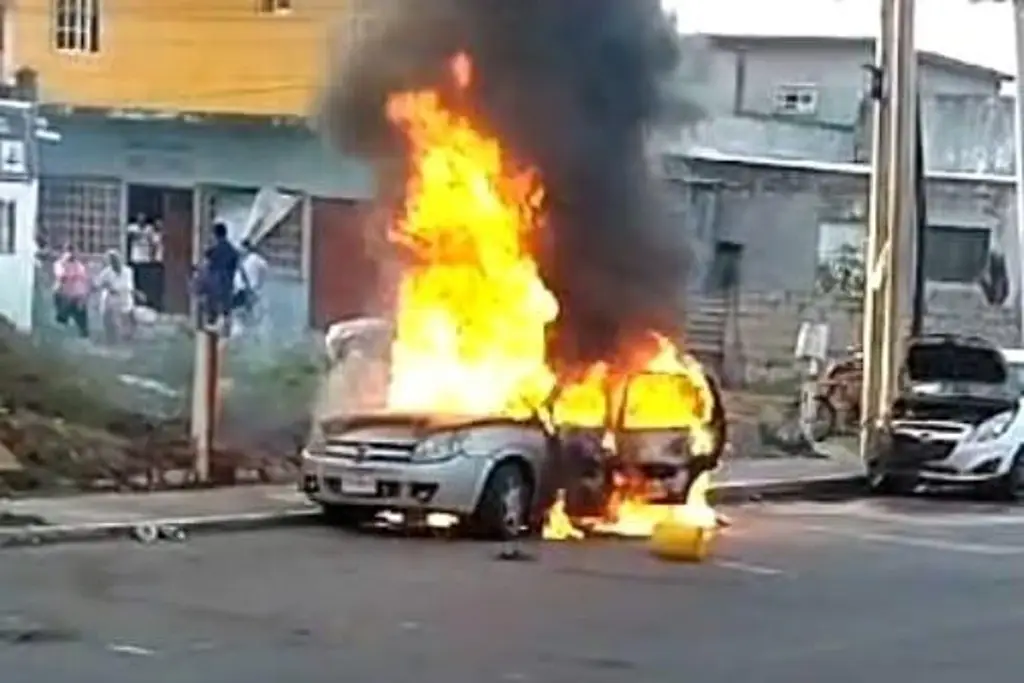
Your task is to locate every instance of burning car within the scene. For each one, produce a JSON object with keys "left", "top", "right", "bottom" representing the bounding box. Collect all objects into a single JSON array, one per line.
[
  {"left": 867, "top": 334, "right": 1024, "bottom": 499},
  {"left": 301, "top": 349, "right": 726, "bottom": 539},
  {"left": 303, "top": 49, "right": 725, "bottom": 539}
]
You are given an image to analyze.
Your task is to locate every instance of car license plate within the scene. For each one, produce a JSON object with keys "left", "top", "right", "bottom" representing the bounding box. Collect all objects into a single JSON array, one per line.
[{"left": 340, "top": 474, "right": 377, "bottom": 496}]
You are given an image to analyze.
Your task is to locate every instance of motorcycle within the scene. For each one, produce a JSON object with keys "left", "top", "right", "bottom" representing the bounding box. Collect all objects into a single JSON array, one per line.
[{"left": 771, "top": 346, "right": 862, "bottom": 450}]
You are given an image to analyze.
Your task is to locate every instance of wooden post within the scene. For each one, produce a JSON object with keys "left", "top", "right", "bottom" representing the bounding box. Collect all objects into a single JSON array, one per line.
[{"left": 190, "top": 326, "right": 219, "bottom": 483}]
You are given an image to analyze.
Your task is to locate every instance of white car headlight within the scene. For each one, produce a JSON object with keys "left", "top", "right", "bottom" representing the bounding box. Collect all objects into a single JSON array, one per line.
[
  {"left": 412, "top": 432, "right": 467, "bottom": 463},
  {"left": 967, "top": 412, "right": 1015, "bottom": 443}
]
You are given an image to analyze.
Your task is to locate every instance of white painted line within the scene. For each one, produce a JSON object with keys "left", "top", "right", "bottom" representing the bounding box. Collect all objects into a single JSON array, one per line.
[
  {"left": 713, "top": 559, "right": 789, "bottom": 576},
  {"left": 800, "top": 524, "right": 1024, "bottom": 556},
  {"left": 766, "top": 500, "right": 1024, "bottom": 528},
  {"left": 106, "top": 643, "right": 157, "bottom": 656}
]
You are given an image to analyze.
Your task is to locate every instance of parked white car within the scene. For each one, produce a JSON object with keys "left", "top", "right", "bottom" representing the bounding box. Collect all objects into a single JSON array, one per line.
[{"left": 867, "top": 335, "right": 1024, "bottom": 499}]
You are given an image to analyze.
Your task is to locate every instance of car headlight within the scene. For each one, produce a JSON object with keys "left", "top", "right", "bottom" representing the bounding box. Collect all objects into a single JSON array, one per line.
[
  {"left": 967, "top": 412, "right": 1015, "bottom": 443},
  {"left": 411, "top": 432, "right": 467, "bottom": 463}
]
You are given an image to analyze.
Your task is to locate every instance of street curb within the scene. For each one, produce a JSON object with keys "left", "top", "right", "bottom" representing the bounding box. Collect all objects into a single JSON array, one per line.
[
  {"left": 709, "top": 472, "right": 866, "bottom": 505},
  {"left": 0, "top": 473, "right": 866, "bottom": 550},
  {"left": 0, "top": 508, "right": 320, "bottom": 550}
]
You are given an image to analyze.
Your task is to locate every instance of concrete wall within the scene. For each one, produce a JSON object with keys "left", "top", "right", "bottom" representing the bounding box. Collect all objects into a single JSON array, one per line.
[
  {"left": 663, "top": 36, "right": 1006, "bottom": 163},
  {"left": 39, "top": 115, "right": 374, "bottom": 200},
  {"left": 682, "top": 158, "right": 1019, "bottom": 303},
  {"left": 921, "top": 95, "right": 1016, "bottom": 175},
  {"left": 0, "top": 180, "right": 38, "bottom": 331},
  {"left": 652, "top": 116, "right": 855, "bottom": 163},
  {"left": 719, "top": 291, "right": 1020, "bottom": 385}
]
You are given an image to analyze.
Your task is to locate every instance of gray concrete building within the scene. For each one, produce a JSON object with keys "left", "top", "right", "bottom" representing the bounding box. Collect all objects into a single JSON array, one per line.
[{"left": 656, "top": 34, "right": 1019, "bottom": 309}]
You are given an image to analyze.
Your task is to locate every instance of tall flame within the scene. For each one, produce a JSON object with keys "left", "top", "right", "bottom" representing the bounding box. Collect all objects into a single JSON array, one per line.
[{"left": 385, "top": 53, "right": 558, "bottom": 416}]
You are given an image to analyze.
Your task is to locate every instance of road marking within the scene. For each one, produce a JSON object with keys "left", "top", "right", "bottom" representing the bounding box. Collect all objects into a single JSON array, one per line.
[
  {"left": 106, "top": 643, "right": 157, "bottom": 656},
  {"left": 800, "top": 523, "right": 1024, "bottom": 556},
  {"left": 713, "top": 559, "right": 789, "bottom": 576},
  {"left": 765, "top": 501, "right": 1024, "bottom": 528}
]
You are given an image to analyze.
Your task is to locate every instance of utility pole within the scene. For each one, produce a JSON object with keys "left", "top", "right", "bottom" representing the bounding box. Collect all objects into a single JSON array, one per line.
[
  {"left": 861, "top": 0, "right": 917, "bottom": 466},
  {"left": 879, "top": 0, "right": 916, "bottom": 413},
  {"left": 189, "top": 277, "right": 223, "bottom": 484},
  {"left": 190, "top": 328, "right": 220, "bottom": 483},
  {"left": 859, "top": 0, "right": 895, "bottom": 465}
]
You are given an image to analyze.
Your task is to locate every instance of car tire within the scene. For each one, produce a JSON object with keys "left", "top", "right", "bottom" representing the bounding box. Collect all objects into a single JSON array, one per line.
[
  {"left": 467, "top": 460, "right": 533, "bottom": 540},
  {"left": 866, "top": 466, "right": 905, "bottom": 496},
  {"left": 321, "top": 504, "right": 377, "bottom": 528},
  {"left": 989, "top": 452, "right": 1024, "bottom": 502}
]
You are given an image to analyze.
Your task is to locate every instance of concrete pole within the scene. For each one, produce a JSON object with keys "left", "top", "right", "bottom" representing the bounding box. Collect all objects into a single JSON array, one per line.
[
  {"left": 879, "top": 0, "right": 917, "bottom": 414},
  {"left": 1014, "top": 0, "right": 1024, "bottom": 340},
  {"left": 859, "top": 0, "right": 895, "bottom": 465},
  {"left": 190, "top": 314, "right": 223, "bottom": 483}
]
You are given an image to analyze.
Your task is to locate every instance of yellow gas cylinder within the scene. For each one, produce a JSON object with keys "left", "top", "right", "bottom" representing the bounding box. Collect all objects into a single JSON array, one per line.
[{"left": 649, "top": 518, "right": 715, "bottom": 562}]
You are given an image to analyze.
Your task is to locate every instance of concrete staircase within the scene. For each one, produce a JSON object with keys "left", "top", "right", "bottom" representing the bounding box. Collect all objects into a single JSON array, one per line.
[{"left": 685, "top": 295, "right": 731, "bottom": 376}]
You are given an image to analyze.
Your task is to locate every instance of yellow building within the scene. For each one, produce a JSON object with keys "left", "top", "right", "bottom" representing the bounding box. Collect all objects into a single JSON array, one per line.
[
  {"left": 12, "top": 0, "right": 380, "bottom": 336},
  {"left": 9, "top": 0, "right": 370, "bottom": 116}
]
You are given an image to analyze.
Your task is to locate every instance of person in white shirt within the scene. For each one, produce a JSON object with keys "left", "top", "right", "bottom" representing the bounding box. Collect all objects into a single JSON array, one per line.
[
  {"left": 233, "top": 239, "right": 269, "bottom": 338},
  {"left": 126, "top": 213, "right": 153, "bottom": 265},
  {"left": 96, "top": 249, "right": 136, "bottom": 344},
  {"left": 148, "top": 218, "right": 164, "bottom": 263}
]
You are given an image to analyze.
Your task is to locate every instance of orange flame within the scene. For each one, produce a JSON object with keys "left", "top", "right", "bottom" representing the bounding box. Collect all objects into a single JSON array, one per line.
[
  {"left": 384, "top": 53, "right": 719, "bottom": 538},
  {"left": 385, "top": 52, "right": 557, "bottom": 417}
]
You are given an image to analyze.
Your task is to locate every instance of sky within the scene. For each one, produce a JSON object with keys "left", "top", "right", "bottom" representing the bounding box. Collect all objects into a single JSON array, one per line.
[{"left": 665, "top": 0, "right": 1018, "bottom": 75}]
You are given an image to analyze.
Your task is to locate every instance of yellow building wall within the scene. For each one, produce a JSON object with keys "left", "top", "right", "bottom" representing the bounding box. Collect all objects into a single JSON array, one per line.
[{"left": 13, "top": 0, "right": 344, "bottom": 116}]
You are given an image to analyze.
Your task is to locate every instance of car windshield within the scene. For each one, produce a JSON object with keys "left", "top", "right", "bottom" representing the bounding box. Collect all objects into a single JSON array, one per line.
[
  {"left": 907, "top": 380, "right": 1012, "bottom": 400},
  {"left": 1009, "top": 362, "right": 1024, "bottom": 396}
]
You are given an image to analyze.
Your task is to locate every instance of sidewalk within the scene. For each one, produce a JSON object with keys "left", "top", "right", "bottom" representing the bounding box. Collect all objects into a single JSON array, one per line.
[{"left": 1, "top": 452, "right": 863, "bottom": 531}]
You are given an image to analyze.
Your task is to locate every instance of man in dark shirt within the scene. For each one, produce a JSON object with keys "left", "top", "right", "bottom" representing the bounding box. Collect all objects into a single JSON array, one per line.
[{"left": 201, "top": 221, "right": 239, "bottom": 331}]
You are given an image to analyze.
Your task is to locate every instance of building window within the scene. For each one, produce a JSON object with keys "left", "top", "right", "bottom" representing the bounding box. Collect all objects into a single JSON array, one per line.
[
  {"left": 53, "top": 0, "right": 101, "bottom": 54},
  {"left": 258, "top": 0, "right": 292, "bottom": 14},
  {"left": 774, "top": 84, "right": 818, "bottom": 116},
  {"left": 923, "top": 225, "right": 991, "bottom": 284},
  {"left": 38, "top": 178, "right": 121, "bottom": 255},
  {"left": 0, "top": 201, "right": 15, "bottom": 254}
]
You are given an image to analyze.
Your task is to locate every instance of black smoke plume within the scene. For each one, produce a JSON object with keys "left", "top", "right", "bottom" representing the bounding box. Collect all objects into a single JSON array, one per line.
[{"left": 325, "top": 0, "right": 690, "bottom": 373}]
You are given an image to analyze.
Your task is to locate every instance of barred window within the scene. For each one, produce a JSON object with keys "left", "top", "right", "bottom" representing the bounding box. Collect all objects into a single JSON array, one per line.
[
  {"left": 53, "top": 0, "right": 101, "bottom": 54},
  {"left": 38, "top": 178, "right": 121, "bottom": 255}
]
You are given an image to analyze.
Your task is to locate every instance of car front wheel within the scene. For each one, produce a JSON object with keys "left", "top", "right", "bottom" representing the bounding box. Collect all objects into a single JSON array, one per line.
[{"left": 467, "top": 461, "right": 533, "bottom": 540}]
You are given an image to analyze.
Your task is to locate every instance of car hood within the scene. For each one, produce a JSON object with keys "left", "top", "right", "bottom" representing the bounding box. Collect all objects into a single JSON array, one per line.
[
  {"left": 318, "top": 412, "right": 536, "bottom": 439},
  {"left": 904, "top": 337, "right": 1008, "bottom": 386}
]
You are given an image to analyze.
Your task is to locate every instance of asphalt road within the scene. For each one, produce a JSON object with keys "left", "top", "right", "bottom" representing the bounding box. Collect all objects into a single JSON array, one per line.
[{"left": 4, "top": 496, "right": 1024, "bottom": 683}]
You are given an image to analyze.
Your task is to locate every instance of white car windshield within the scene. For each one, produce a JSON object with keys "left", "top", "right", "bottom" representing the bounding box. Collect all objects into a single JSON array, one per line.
[{"left": 1010, "top": 363, "right": 1024, "bottom": 395}]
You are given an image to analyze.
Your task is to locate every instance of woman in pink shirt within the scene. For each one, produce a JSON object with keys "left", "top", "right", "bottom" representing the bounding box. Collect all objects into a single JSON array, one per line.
[{"left": 53, "top": 244, "right": 90, "bottom": 338}]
